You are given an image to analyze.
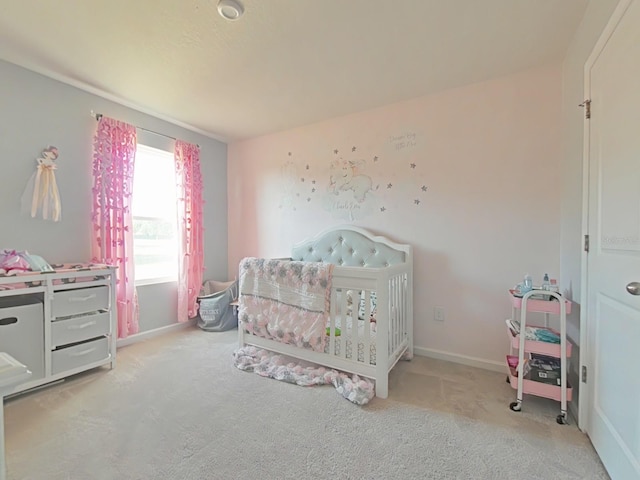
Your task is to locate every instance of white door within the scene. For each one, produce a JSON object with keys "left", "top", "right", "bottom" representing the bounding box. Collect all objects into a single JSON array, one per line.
[{"left": 586, "top": 1, "right": 640, "bottom": 478}]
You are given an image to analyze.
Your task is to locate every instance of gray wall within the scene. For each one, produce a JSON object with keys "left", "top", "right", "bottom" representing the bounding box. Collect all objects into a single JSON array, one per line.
[{"left": 0, "top": 59, "right": 228, "bottom": 333}]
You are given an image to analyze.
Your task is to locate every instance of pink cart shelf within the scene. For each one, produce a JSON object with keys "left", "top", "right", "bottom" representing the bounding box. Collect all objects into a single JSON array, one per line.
[
  {"left": 507, "top": 366, "right": 573, "bottom": 402},
  {"left": 506, "top": 321, "right": 572, "bottom": 357},
  {"left": 509, "top": 289, "right": 572, "bottom": 315}
]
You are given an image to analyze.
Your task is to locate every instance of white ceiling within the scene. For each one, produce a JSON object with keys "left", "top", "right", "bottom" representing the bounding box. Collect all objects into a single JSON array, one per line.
[{"left": 0, "top": 0, "right": 589, "bottom": 142}]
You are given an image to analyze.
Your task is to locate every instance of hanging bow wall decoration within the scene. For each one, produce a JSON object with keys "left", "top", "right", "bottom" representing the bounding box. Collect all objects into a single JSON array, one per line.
[{"left": 21, "top": 146, "right": 62, "bottom": 222}]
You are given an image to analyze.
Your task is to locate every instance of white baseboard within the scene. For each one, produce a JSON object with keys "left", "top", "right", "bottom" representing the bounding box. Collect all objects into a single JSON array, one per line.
[
  {"left": 414, "top": 346, "right": 505, "bottom": 373},
  {"left": 116, "top": 319, "right": 196, "bottom": 348}
]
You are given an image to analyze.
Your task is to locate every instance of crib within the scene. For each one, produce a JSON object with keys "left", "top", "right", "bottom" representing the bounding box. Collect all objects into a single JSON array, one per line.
[{"left": 237, "top": 225, "right": 413, "bottom": 398}]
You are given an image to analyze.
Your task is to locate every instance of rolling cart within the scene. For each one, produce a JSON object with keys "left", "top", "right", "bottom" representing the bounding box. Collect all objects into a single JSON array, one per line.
[{"left": 506, "top": 289, "right": 573, "bottom": 424}]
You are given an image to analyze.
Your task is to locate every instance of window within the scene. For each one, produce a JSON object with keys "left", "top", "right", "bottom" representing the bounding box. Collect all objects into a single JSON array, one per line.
[{"left": 132, "top": 144, "right": 178, "bottom": 285}]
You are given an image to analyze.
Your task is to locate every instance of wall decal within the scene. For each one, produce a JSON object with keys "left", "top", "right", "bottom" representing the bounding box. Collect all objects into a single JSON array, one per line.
[
  {"left": 278, "top": 133, "right": 429, "bottom": 221},
  {"left": 379, "top": 131, "right": 430, "bottom": 213},
  {"left": 389, "top": 132, "right": 417, "bottom": 152},
  {"left": 279, "top": 154, "right": 319, "bottom": 212},
  {"left": 323, "top": 146, "right": 380, "bottom": 221},
  {"left": 328, "top": 157, "right": 376, "bottom": 202}
]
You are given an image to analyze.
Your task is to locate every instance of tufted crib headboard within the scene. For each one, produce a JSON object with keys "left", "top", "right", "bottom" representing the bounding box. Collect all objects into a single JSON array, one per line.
[{"left": 290, "top": 225, "right": 411, "bottom": 268}]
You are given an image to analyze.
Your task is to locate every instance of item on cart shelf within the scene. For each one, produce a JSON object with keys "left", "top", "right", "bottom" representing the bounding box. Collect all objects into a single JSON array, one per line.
[
  {"left": 514, "top": 284, "right": 544, "bottom": 298},
  {"left": 518, "top": 274, "right": 533, "bottom": 294},
  {"left": 506, "top": 355, "right": 531, "bottom": 377},
  {"left": 529, "top": 354, "right": 562, "bottom": 386},
  {"left": 541, "top": 274, "right": 551, "bottom": 299},
  {"left": 506, "top": 355, "right": 519, "bottom": 369},
  {"left": 507, "top": 353, "right": 563, "bottom": 386},
  {"left": 508, "top": 319, "right": 561, "bottom": 344},
  {"left": 511, "top": 287, "right": 561, "bottom": 300}
]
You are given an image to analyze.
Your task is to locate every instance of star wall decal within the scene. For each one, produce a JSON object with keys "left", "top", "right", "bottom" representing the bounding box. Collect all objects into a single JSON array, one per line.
[
  {"left": 334, "top": 149, "right": 338, "bottom": 154},
  {"left": 307, "top": 197, "right": 311, "bottom": 202},
  {"left": 301, "top": 178, "right": 305, "bottom": 182},
  {"left": 312, "top": 180, "right": 316, "bottom": 184},
  {"left": 421, "top": 185, "right": 427, "bottom": 191},
  {"left": 373, "top": 156, "right": 379, "bottom": 162},
  {"left": 288, "top": 152, "right": 292, "bottom": 156},
  {"left": 414, "top": 199, "right": 421, "bottom": 205},
  {"left": 380, "top": 207, "right": 386, "bottom": 212},
  {"left": 410, "top": 163, "right": 416, "bottom": 169},
  {"left": 312, "top": 188, "right": 316, "bottom": 193},
  {"left": 352, "top": 146, "right": 356, "bottom": 152},
  {"left": 387, "top": 183, "right": 393, "bottom": 189},
  {"left": 306, "top": 165, "right": 309, "bottom": 170}
]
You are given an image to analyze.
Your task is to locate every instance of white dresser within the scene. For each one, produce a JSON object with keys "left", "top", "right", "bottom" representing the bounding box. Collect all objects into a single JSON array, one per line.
[{"left": 0, "top": 265, "right": 117, "bottom": 395}]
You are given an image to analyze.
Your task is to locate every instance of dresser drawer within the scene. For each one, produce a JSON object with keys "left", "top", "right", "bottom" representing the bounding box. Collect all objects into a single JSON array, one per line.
[
  {"left": 51, "top": 312, "right": 111, "bottom": 348},
  {"left": 52, "top": 286, "right": 109, "bottom": 318},
  {"left": 0, "top": 296, "right": 45, "bottom": 381},
  {"left": 52, "top": 337, "right": 109, "bottom": 375}
]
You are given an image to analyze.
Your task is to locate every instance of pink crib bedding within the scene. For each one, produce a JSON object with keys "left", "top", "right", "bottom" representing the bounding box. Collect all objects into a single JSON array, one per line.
[{"left": 238, "top": 257, "right": 334, "bottom": 353}]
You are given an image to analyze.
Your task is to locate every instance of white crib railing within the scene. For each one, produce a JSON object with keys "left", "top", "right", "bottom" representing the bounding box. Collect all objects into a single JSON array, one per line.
[
  {"left": 324, "top": 267, "right": 409, "bottom": 368},
  {"left": 388, "top": 271, "right": 409, "bottom": 365}
]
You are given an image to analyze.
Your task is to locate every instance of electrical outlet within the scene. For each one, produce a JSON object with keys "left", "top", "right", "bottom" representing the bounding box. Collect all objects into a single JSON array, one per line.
[{"left": 434, "top": 306, "right": 445, "bottom": 322}]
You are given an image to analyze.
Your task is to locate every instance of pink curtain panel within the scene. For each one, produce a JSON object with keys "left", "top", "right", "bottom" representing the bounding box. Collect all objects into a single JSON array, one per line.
[
  {"left": 174, "top": 140, "right": 204, "bottom": 323},
  {"left": 91, "top": 116, "right": 139, "bottom": 338}
]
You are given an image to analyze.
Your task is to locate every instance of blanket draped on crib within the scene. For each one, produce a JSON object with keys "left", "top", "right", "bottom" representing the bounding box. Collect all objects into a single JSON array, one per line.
[
  {"left": 233, "top": 346, "right": 375, "bottom": 405},
  {"left": 238, "top": 258, "right": 333, "bottom": 353}
]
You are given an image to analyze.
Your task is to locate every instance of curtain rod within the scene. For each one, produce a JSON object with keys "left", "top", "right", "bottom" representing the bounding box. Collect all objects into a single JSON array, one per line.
[{"left": 91, "top": 112, "right": 199, "bottom": 148}]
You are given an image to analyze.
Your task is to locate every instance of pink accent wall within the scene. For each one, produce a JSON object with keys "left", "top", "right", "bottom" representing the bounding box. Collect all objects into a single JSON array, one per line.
[{"left": 228, "top": 64, "right": 562, "bottom": 365}]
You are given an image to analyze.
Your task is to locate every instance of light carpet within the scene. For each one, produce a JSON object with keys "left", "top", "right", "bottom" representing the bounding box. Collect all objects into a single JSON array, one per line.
[{"left": 4, "top": 328, "right": 608, "bottom": 480}]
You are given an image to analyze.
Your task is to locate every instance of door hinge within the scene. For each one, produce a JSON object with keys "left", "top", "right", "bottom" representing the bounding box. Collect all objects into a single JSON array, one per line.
[
  {"left": 582, "top": 365, "right": 587, "bottom": 383},
  {"left": 584, "top": 234, "right": 590, "bottom": 253},
  {"left": 579, "top": 99, "right": 591, "bottom": 119}
]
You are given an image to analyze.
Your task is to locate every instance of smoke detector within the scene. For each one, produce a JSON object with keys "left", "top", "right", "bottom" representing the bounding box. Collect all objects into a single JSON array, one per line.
[{"left": 217, "top": 0, "right": 244, "bottom": 20}]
